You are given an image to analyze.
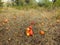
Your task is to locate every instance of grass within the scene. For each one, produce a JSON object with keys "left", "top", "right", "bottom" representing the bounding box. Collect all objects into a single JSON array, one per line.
[
  {"left": 0, "top": 7, "right": 60, "bottom": 45},
  {"left": 56, "top": 14, "right": 60, "bottom": 19},
  {"left": 0, "top": 7, "right": 2, "bottom": 13}
]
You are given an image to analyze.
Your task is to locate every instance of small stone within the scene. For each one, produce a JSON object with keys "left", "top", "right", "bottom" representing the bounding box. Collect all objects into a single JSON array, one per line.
[{"left": 8, "top": 38, "right": 11, "bottom": 41}]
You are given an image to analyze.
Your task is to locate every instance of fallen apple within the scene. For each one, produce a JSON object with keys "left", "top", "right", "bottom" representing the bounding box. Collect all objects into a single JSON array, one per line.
[
  {"left": 26, "top": 27, "right": 33, "bottom": 36},
  {"left": 39, "top": 30, "right": 45, "bottom": 35},
  {"left": 29, "top": 26, "right": 32, "bottom": 29}
]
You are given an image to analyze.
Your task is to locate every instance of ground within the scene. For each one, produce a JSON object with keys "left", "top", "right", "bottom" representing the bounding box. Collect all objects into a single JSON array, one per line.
[{"left": 0, "top": 8, "right": 60, "bottom": 45}]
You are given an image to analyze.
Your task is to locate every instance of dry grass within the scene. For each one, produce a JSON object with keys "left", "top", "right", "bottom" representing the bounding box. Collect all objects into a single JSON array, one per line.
[{"left": 0, "top": 7, "right": 60, "bottom": 45}]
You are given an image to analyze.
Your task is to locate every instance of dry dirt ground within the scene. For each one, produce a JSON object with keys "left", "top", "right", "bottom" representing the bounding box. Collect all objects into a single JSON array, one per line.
[{"left": 0, "top": 8, "right": 60, "bottom": 45}]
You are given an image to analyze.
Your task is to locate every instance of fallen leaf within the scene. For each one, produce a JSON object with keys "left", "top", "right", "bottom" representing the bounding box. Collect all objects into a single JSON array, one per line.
[
  {"left": 56, "top": 19, "right": 60, "bottom": 23},
  {"left": 4, "top": 19, "right": 8, "bottom": 23},
  {"left": 13, "top": 16, "right": 17, "bottom": 19},
  {"left": 0, "top": 24, "right": 2, "bottom": 27},
  {"left": 6, "top": 27, "right": 9, "bottom": 30},
  {"left": 41, "top": 22, "right": 44, "bottom": 26},
  {"left": 2, "top": 22, "right": 5, "bottom": 25}
]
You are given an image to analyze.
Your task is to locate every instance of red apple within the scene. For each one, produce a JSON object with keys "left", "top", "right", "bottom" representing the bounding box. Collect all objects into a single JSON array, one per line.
[
  {"left": 26, "top": 27, "right": 33, "bottom": 36},
  {"left": 29, "top": 29, "right": 33, "bottom": 36},
  {"left": 29, "top": 26, "right": 32, "bottom": 29}
]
